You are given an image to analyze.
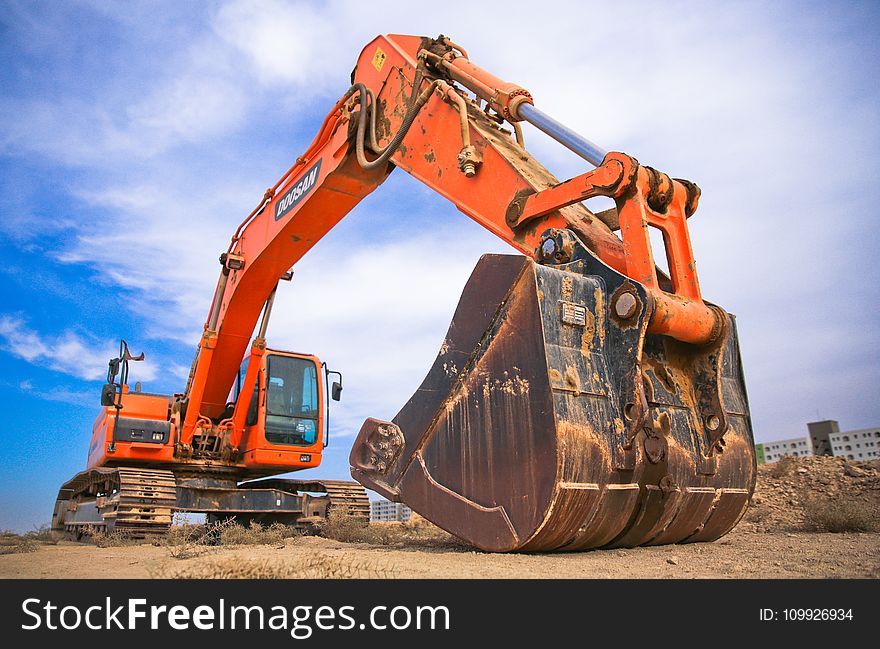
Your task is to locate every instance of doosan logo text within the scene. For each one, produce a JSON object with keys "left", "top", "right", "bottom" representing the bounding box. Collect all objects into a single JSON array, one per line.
[{"left": 275, "top": 159, "right": 322, "bottom": 221}]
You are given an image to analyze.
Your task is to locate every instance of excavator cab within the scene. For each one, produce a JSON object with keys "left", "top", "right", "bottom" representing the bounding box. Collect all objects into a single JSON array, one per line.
[{"left": 235, "top": 350, "right": 334, "bottom": 471}]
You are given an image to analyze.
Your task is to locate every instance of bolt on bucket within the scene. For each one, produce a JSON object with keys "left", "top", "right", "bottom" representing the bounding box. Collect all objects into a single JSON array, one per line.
[{"left": 350, "top": 239, "right": 755, "bottom": 552}]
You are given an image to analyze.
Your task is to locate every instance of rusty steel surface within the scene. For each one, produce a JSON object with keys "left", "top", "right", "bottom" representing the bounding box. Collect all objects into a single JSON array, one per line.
[{"left": 351, "top": 236, "right": 755, "bottom": 552}]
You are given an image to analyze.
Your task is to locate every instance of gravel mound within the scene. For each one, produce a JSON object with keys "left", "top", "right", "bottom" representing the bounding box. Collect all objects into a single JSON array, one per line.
[{"left": 744, "top": 455, "right": 880, "bottom": 532}]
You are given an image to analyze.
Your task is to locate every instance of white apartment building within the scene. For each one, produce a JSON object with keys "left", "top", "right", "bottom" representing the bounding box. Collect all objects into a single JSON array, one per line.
[
  {"left": 760, "top": 437, "right": 813, "bottom": 463},
  {"left": 827, "top": 427, "right": 880, "bottom": 461},
  {"left": 370, "top": 499, "right": 412, "bottom": 522},
  {"left": 757, "top": 420, "right": 880, "bottom": 463}
]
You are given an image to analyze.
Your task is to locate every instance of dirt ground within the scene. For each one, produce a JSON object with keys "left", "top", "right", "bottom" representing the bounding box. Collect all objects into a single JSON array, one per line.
[
  {"left": 2, "top": 456, "right": 878, "bottom": 579},
  {"left": 1, "top": 528, "right": 878, "bottom": 579}
]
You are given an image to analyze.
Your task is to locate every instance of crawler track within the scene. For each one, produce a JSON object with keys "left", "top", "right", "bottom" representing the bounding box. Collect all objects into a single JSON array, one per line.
[
  {"left": 317, "top": 480, "right": 371, "bottom": 522},
  {"left": 53, "top": 467, "right": 176, "bottom": 537},
  {"left": 53, "top": 469, "right": 371, "bottom": 538},
  {"left": 241, "top": 478, "right": 371, "bottom": 523}
]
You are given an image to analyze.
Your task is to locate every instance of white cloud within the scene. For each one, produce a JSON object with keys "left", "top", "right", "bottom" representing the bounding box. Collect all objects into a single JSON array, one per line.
[
  {"left": 125, "top": 41, "right": 251, "bottom": 152},
  {"left": 0, "top": 315, "right": 158, "bottom": 382},
  {"left": 18, "top": 382, "right": 96, "bottom": 408},
  {"left": 0, "top": 9, "right": 248, "bottom": 164},
  {"left": 211, "top": 0, "right": 343, "bottom": 88},
  {"left": 58, "top": 177, "right": 241, "bottom": 344}
]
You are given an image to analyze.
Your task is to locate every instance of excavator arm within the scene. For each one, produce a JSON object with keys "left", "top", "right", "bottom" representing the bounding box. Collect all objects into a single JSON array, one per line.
[
  {"left": 175, "top": 34, "right": 755, "bottom": 552},
  {"left": 182, "top": 33, "right": 715, "bottom": 433}
]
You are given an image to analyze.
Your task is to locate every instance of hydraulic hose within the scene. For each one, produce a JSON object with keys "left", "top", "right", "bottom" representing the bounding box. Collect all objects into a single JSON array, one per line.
[{"left": 350, "top": 75, "right": 443, "bottom": 170}]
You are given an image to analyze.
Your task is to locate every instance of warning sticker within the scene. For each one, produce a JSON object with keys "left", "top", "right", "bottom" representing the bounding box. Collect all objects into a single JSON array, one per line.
[
  {"left": 372, "top": 47, "right": 387, "bottom": 71},
  {"left": 560, "top": 301, "right": 587, "bottom": 327}
]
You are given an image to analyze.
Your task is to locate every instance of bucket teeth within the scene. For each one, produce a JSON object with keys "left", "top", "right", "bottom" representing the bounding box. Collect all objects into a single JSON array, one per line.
[{"left": 351, "top": 251, "right": 755, "bottom": 552}]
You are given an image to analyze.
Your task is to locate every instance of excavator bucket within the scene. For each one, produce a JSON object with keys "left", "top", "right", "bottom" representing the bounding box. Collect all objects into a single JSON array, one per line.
[{"left": 351, "top": 241, "right": 755, "bottom": 552}]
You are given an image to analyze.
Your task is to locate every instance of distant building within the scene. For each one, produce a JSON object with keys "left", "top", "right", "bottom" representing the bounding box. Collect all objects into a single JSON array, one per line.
[
  {"left": 756, "top": 420, "right": 880, "bottom": 464},
  {"left": 827, "top": 427, "right": 880, "bottom": 461},
  {"left": 758, "top": 437, "right": 813, "bottom": 464},
  {"left": 370, "top": 499, "right": 412, "bottom": 522},
  {"left": 807, "top": 420, "right": 837, "bottom": 456}
]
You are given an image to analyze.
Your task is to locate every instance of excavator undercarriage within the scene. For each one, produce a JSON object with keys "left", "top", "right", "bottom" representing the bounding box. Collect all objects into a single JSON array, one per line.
[{"left": 53, "top": 469, "right": 369, "bottom": 538}]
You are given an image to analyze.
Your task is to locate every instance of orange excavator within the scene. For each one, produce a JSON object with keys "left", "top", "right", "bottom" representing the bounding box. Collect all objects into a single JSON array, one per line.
[{"left": 53, "top": 34, "right": 755, "bottom": 552}]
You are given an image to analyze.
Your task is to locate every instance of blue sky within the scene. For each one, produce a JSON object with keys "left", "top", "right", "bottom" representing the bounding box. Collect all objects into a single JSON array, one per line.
[{"left": 1, "top": 0, "right": 878, "bottom": 531}]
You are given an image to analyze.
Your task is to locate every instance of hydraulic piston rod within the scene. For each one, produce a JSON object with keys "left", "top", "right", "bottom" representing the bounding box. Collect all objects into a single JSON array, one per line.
[
  {"left": 428, "top": 47, "right": 607, "bottom": 166},
  {"left": 517, "top": 102, "right": 607, "bottom": 167}
]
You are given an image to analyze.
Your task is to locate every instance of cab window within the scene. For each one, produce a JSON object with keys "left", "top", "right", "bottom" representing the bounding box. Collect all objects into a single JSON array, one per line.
[{"left": 264, "top": 355, "right": 319, "bottom": 445}]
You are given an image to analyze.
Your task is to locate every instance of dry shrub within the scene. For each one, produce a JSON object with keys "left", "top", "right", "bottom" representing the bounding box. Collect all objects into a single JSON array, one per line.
[
  {"left": 218, "top": 521, "right": 287, "bottom": 546},
  {"left": 770, "top": 455, "right": 798, "bottom": 478},
  {"left": 161, "top": 521, "right": 219, "bottom": 559},
  {"left": 88, "top": 529, "right": 142, "bottom": 547},
  {"left": 168, "top": 544, "right": 206, "bottom": 560},
  {"left": 319, "top": 508, "right": 463, "bottom": 549},
  {"left": 151, "top": 552, "right": 394, "bottom": 579},
  {"left": 161, "top": 519, "right": 299, "bottom": 559},
  {"left": 802, "top": 495, "right": 879, "bottom": 533},
  {"left": 0, "top": 532, "right": 40, "bottom": 555},
  {"left": 163, "top": 522, "right": 209, "bottom": 547},
  {"left": 269, "top": 522, "right": 301, "bottom": 539},
  {"left": 25, "top": 525, "right": 62, "bottom": 545},
  {"left": 0, "top": 524, "right": 66, "bottom": 553},
  {"left": 297, "top": 553, "right": 394, "bottom": 578},
  {"left": 404, "top": 513, "right": 434, "bottom": 530},
  {"left": 321, "top": 517, "right": 398, "bottom": 545},
  {"left": 318, "top": 506, "right": 419, "bottom": 545},
  {"left": 318, "top": 506, "right": 374, "bottom": 543}
]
